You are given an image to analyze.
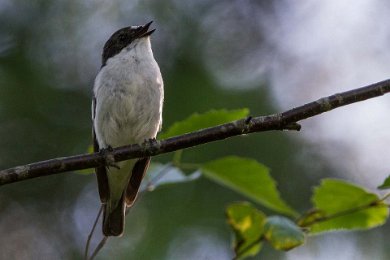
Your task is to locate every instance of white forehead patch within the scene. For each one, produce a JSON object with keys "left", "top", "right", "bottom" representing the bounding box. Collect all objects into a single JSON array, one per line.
[{"left": 130, "top": 25, "right": 141, "bottom": 29}]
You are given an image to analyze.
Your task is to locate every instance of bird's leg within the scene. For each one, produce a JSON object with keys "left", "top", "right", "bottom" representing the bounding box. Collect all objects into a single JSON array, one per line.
[{"left": 100, "top": 145, "right": 120, "bottom": 169}]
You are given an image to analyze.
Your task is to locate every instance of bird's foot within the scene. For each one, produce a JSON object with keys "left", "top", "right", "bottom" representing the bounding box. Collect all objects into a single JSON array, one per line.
[
  {"left": 142, "top": 138, "right": 157, "bottom": 146},
  {"left": 100, "top": 146, "right": 120, "bottom": 169},
  {"left": 142, "top": 138, "right": 159, "bottom": 154}
]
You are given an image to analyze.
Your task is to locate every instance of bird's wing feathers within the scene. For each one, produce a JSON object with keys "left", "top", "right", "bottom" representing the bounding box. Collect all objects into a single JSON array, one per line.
[
  {"left": 92, "top": 97, "right": 110, "bottom": 203},
  {"left": 125, "top": 157, "right": 151, "bottom": 207}
]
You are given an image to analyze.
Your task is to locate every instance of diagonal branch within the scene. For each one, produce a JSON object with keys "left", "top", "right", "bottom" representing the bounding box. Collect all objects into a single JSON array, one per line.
[{"left": 1, "top": 79, "right": 390, "bottom": 186}]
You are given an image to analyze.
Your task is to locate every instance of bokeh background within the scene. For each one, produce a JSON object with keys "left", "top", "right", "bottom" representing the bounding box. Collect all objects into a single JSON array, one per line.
[{"left": 1, "top": 1, "right": 389, "bottom": 259}]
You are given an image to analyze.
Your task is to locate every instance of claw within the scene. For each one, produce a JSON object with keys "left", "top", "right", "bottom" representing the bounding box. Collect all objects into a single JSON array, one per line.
[
  {"left": 142, "top": 138, "right": 159, "bottom": 154},
  {"left": 245, "top": 116, "right": 253, "bottom": 124},
  {"left": 100, "top": 147, "right": 120, "bottom": 169},
  {"left": 143, "top": 138, "right": 157, "bottom": 146}
]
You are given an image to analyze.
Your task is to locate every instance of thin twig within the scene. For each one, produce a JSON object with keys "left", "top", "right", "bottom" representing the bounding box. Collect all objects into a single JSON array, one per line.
[
  {"left": 1, "top": 79, "right": 390, "bottom": 186},
  {"left": 234, "top": 235, "right": 264, "bottom": 259},
  {"left": 84, "top": 205, "right": 103, "bottom": 260},
  {"left": 299, "top": 200, "right": 387, "bottom": 227},
  {"left": 380, "top": 193, "right": 390, "bottom": 201},
  {"left": 89, "top": 236, "right": 108, "bottom": 260}
]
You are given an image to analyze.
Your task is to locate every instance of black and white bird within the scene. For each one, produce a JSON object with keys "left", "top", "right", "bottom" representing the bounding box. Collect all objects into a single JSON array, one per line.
[{"left": 92, "top": 21, "right": 163, "bottom": 236}]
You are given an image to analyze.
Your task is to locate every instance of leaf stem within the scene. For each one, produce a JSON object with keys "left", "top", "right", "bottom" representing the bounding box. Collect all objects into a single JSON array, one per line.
[{"left": 299, "top": 200, "right": 386, "bottom": 227}]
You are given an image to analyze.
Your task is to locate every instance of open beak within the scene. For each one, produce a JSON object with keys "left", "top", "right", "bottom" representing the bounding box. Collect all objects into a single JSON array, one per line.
[{"left": 136, "top": 21, "right": 155, "bottom": 38}]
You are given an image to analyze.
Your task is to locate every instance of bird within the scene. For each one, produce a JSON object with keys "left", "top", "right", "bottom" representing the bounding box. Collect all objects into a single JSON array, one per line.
[{"left": 92, "top": 21, "right": 164, "bottom": 236}]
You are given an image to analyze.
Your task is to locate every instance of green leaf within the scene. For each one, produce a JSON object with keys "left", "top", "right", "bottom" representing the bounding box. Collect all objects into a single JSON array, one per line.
[
  {"left": 378, "top": 175, "right": 390, "bottom": 189},
  {"left": 202, "top": 156, "right": 297, "bottom": 217},
  {"left": 307, "top": 178, "right": 389, "bottom": 234},
  {"left": 313, "top": 179, "right": 378, "bottom": 214},
  {"left": 264, "top": 216, "right": 305, "bottom": 251},
  {"left": 159, "top": 108, "right": 250, "bottom": 139},
  {"left": 226, "top": 202, "right": 266, "bottom": 259}
]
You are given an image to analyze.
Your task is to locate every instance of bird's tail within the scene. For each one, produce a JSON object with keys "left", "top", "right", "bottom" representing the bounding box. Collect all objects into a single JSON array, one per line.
[
  {"left": 102, "top": 193, "right": 126, "bottom": 237},
  {"left": 102, "top": 157, "right": 151, "bottom": 237}
]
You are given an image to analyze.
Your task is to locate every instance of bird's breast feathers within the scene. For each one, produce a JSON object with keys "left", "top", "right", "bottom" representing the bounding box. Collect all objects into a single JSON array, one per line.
[{"left": 93, "top": 43, "right": 163, "bottom": 148}]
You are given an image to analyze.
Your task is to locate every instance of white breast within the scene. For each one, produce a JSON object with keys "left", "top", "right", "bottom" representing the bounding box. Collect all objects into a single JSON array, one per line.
[{"left": 93, "top": 37, "right": 164, "bottom": 149}]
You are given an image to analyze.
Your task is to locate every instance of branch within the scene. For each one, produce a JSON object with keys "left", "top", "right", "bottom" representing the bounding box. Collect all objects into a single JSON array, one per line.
[{"left": 1, "top": 79, "right": 390, "bottom": 186}]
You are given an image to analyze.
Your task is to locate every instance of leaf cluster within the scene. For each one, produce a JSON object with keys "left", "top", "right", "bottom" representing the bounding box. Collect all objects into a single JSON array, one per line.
[{"left": 157, "top": 108, "right": 390, "bottom": 259}]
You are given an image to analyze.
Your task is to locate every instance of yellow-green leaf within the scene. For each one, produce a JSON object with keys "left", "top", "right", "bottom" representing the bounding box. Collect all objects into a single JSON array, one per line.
[
  {"left": 226, "top": 202, "right": 266, "bottom": 259},
  {"left": 202, "top": 156, "right": 297, "bottom": 217}
]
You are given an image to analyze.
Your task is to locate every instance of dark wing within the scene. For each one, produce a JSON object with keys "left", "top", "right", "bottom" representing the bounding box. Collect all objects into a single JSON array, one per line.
[
  {"left": 92, "top": 96, "right": 110, "bottom": 203},
  {"left": 125, "top": 157, "right": 151, "bottom": 207}
]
